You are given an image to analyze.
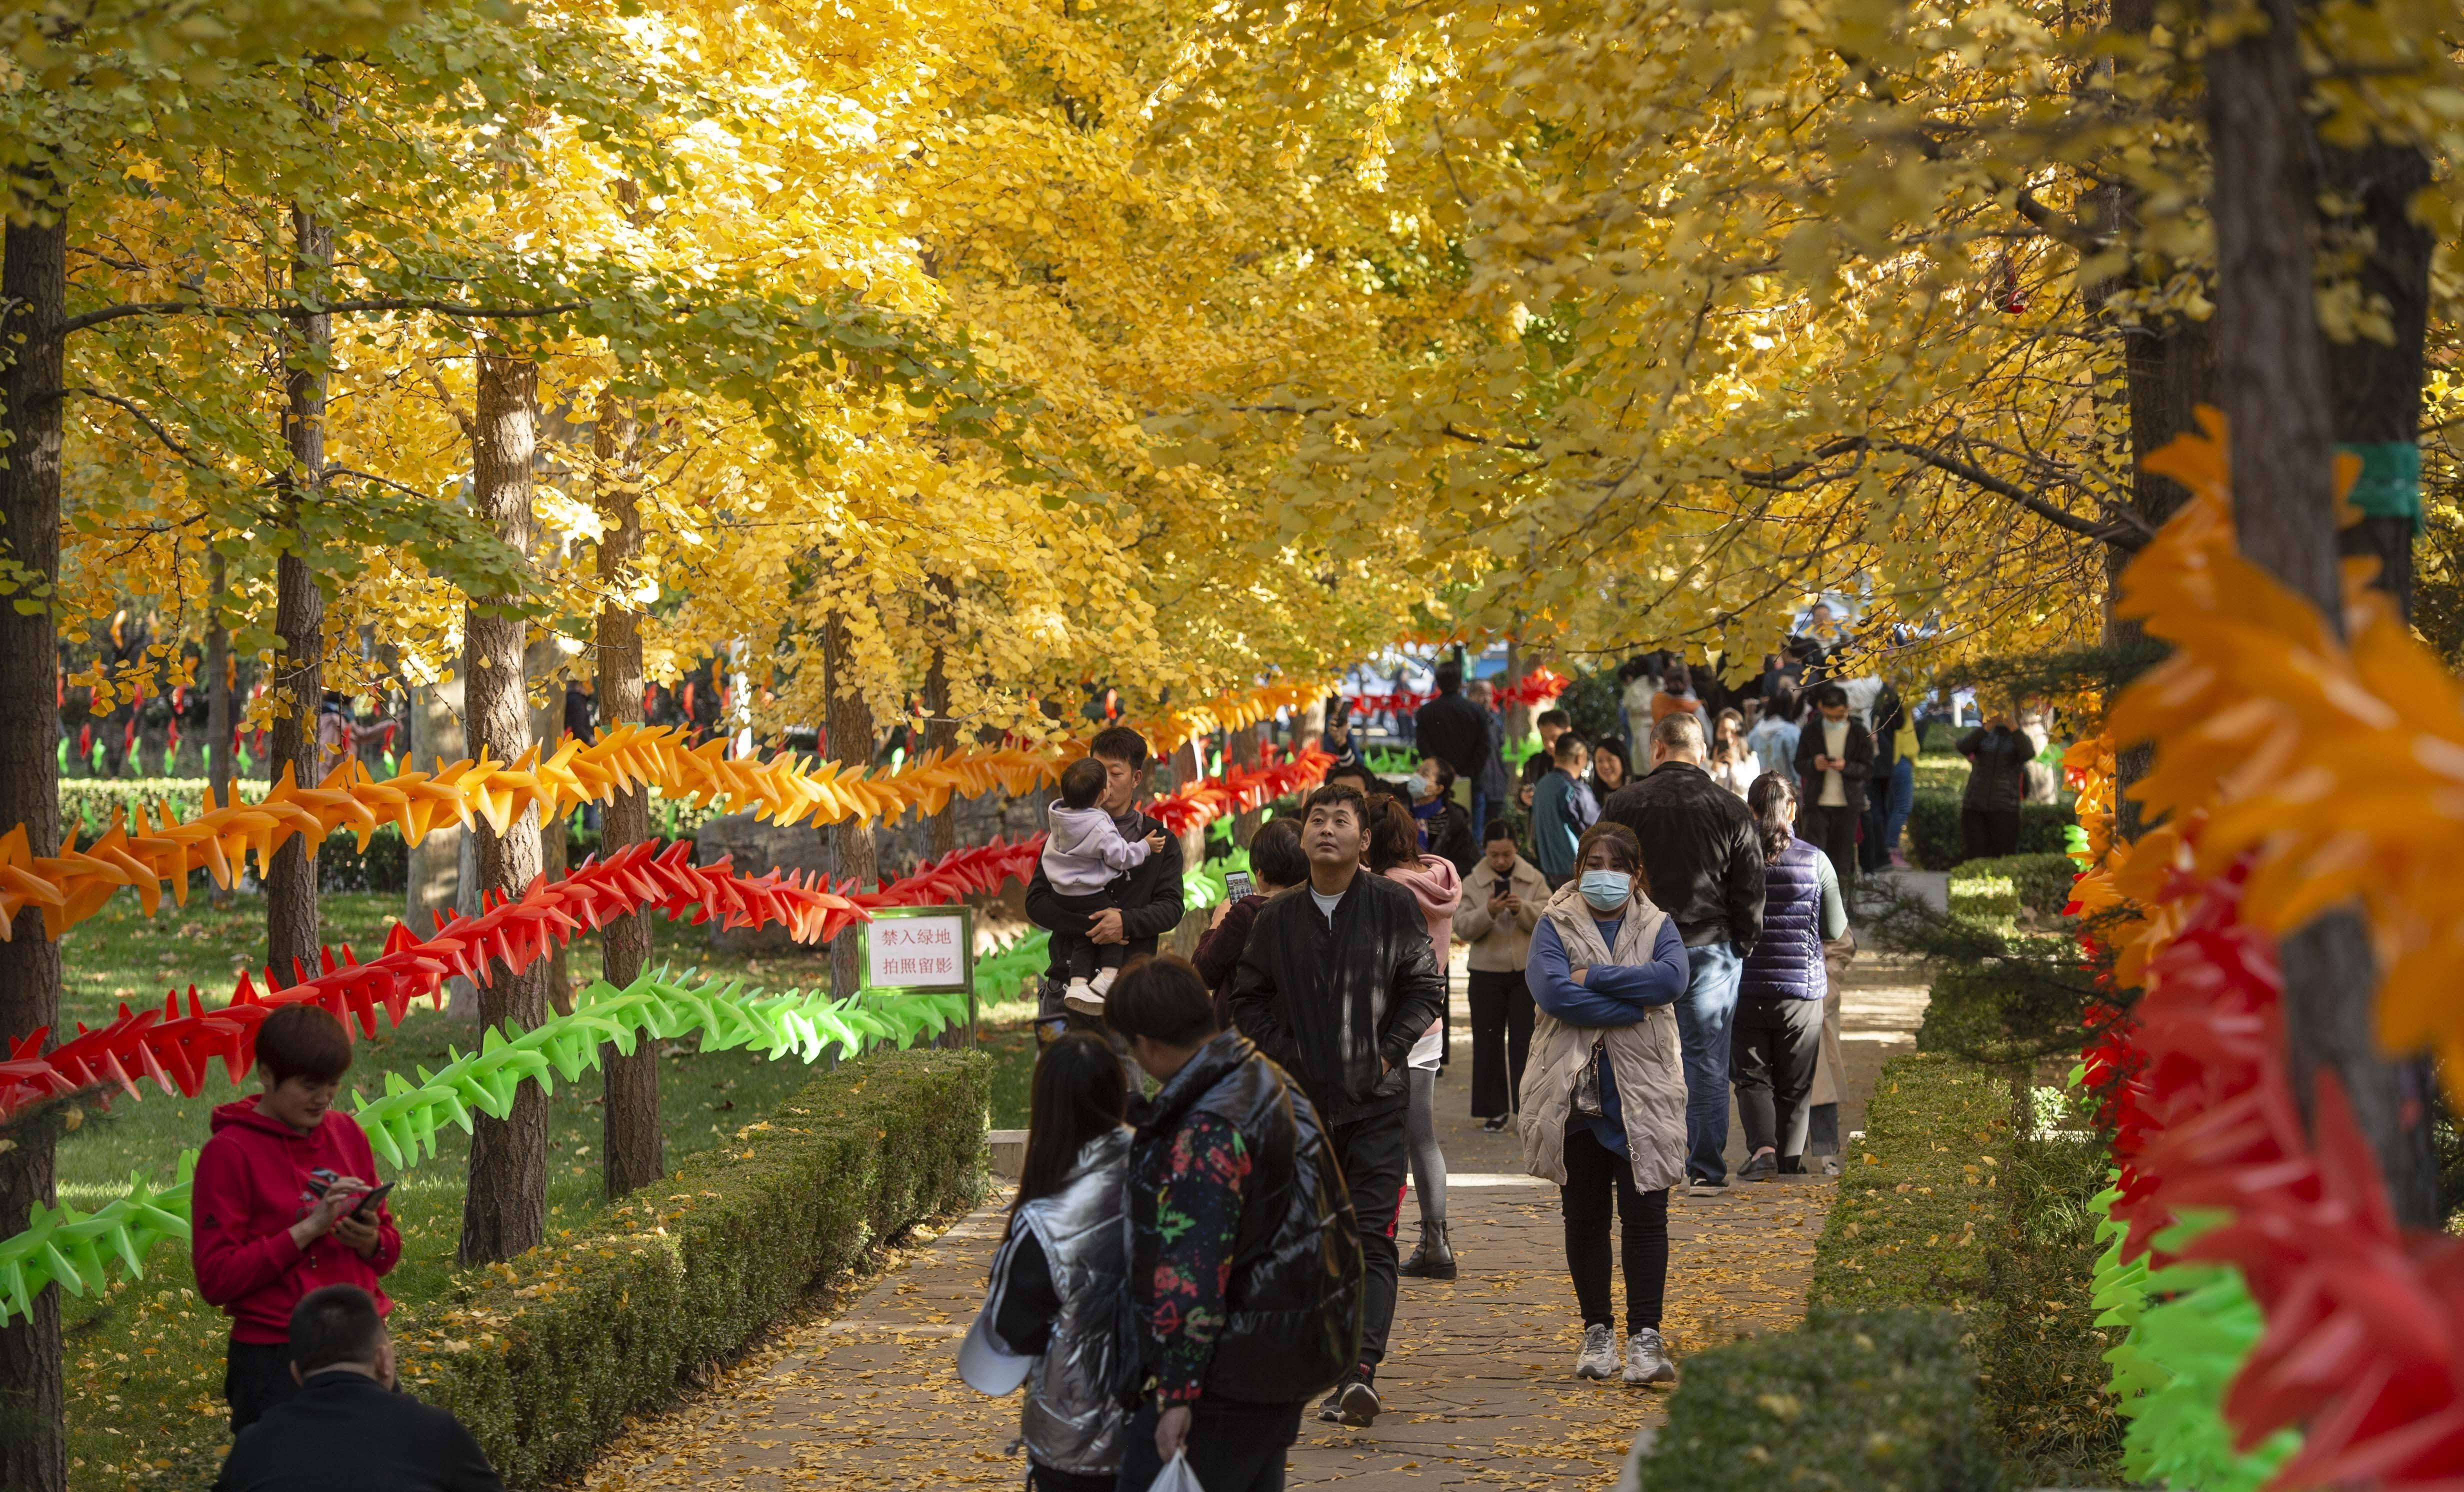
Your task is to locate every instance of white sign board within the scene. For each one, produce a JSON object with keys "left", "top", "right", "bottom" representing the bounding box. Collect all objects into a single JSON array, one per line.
[{"left": 864, "top": 909, "right": 972, "bottom": 992}]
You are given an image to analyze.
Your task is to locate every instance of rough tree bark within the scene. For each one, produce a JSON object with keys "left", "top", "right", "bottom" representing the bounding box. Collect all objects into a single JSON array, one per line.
[
  {"left": 922, "top": 620, "right": 960, "bottom": 862},
  {"left": 2204, "top": 0, "right": 2438, "bottom": 1228},
  {"left": 594, "top": 396, "right": 662, "bottom": 1196},
  {"left": 1228, "top": 720, "right": 1262, "bottom": 848},
  {"left": 0, "top": 204, "right": 70, "bottom": 1492},
  {"left": 2323, "top": 141, "right": 2432, "bottom": 622},
  {"left": 205, "top": 549, "right": 234, "bottom": 906},
  {"left": 266, "top": 204, "right": 330, "bottom": 986},
  {"left": 822, "top": 612, "right": 876, "bottom": 1002},
  {"left": 458, "top": 342, "right": 550, "bottom": 1265}
]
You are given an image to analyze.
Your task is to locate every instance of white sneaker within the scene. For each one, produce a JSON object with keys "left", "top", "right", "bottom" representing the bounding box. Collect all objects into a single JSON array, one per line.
[
  {"left": 1062, "top": 980, "right": 1106, "bottom": 1017},
  {"left": 1090, "top": 966, "right": 1118, "bottom": 996},
  {"left": 1574, "top": 1322, "right": 1618, "bottom": 1380},
  {"left": 1624, "top": 1328, "right": 1678, "bottom": 1387}
]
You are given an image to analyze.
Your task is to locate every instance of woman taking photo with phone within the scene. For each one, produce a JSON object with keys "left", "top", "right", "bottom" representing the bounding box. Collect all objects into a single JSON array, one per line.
[
  {"left": 966, "top": 1032, "right": 1133, "bottom": 1491},
  {"left": 1522, "top": 822, "right": 1690, "bottom": 1386}
]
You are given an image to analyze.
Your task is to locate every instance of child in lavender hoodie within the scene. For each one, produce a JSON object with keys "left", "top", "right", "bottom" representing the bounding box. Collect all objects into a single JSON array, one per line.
[{"left": 1044, "top": 756, "right": 1169, "bottom": 1016}]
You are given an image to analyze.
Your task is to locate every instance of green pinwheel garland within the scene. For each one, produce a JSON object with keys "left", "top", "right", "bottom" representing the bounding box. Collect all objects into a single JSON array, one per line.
[{"left": 0, "top": 970, "right": 971, "bottom": 1326}]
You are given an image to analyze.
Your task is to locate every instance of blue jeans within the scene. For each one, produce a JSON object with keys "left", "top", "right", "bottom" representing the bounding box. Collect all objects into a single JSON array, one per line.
[
  {"left": 1470, "top": 786, "right": 1490, "bottom": 841},
  {"left": 1880, "top": 757, "right": 1916, "bottom": 863},
  {"left": 1673, "top": 942, "right": 1744, "bottom": 1183}
]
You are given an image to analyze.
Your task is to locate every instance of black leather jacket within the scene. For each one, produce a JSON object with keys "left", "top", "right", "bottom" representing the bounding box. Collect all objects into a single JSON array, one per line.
[
  {"left": 1129, "top": 1030, "right": 1361, "bottom": 1404},
  {"left": 1227, "top": 874, "right": 1448, "bottom": 1126},
  {"left": 1598, "top": 762, "right": 1766, "bottom": 950}
]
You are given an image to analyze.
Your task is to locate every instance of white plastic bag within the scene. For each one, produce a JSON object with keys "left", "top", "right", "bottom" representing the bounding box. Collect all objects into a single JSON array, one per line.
[{"left": 1146, "top": 1450, "right": 1204, "bottom": 1492}]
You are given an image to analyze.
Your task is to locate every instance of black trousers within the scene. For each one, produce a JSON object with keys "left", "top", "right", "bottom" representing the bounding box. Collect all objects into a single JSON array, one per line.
[
  {"left": 1042, "top": 888, "right": 1128, "bottom": 982},
  {"left": 1329, "top": 1109, "right": 1408, "bottom": 1372},
  {"left": 1961, "top": 807, "right": 2022, "bottom": 861},
  {"left": 1803, "top": 804, "right": 1860, "bottom": 892},
  {"left": 1732, "top": 997, "right": 1824, "bottom": 1170},
  {"left": 1466, "top": 968, "right": 1534, "bottom": 1118},
  {"left": 1114, "top": 1396, "right": 1306, "bottom": 1492},
  {"left": 224, "top": 1339, "right": 297, "bottom": 1432},
  {"left": 1559, "top": 1127, "right": 1670, "bottom": 1334},
  {"left": 1032, "top": 1465, "right": 1114, "bottom": 1492}
]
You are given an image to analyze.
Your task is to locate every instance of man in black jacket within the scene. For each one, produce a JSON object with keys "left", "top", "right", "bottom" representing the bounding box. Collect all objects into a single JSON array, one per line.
[
  {"left": 215, "top": 1286, "right": 502, "bottom": 1492},
  {"left": 1598, "top": 712, "right": 1765, "bottom": 1190},
  {"left": 1229, "top": 782, "right": 1446, "bottom": 1430},
  {"left": 1792, "top": 682, "right": 1874, "bottom": 890},
  {"left": 1413, "top": 661, "right": 1492, "bottom": 821},
  {"left": 1024, "top": 724, "right": 1187, "bottom": 1029}
]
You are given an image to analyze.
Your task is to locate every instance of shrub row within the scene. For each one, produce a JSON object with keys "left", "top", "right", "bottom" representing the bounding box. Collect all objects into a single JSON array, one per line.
[
  {"left": 1640, "top": 1050, "right": 2119, "bottom": 1488},
  {"left": 397, "top": 1048, "right": 988, "bottom": 1486},
  {"left": 1904, "top": 790, "right": 2073, "bottom": 870},
  {"left": 1944, "top": 852, "right": 2078, "bottom": 929}
]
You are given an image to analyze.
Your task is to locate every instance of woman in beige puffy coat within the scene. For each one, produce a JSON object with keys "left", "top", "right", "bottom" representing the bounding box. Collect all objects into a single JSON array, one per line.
[{"left": 1522, "top": 822, "right": 1690, "bottom": 1388}]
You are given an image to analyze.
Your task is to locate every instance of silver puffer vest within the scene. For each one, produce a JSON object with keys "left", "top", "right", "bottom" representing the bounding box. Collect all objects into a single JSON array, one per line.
[{"left": 1007, "top": 1128, "right": 1132, "bottom": 1476}]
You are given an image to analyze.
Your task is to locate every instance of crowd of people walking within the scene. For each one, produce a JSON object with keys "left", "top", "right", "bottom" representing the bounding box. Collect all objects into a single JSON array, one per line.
[{"left": 972, "top": 651, "right": 1928, "bottom": 1490}]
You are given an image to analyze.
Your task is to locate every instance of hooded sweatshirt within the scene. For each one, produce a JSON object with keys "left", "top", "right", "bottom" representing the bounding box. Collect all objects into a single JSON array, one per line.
[
  {"left": 1040, "top": 804, "right": 1153, "bottom": 896},
  {"left": 1384, "top": 853, "right": 1462, "bottom": 1070},
  {"left": 192, "top": 1098, "right": 401, "bottom": 1344}
]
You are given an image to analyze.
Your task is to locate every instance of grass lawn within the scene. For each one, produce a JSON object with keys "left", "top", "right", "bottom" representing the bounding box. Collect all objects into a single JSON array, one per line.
[{"left": 57, "top": 891, "right": 1036, "bottom": 1490}]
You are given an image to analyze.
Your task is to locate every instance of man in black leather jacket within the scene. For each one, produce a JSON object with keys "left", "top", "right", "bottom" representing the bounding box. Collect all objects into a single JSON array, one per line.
[
  {"left": 1023, "top": 725, "right": 1186, "bottom": 1028},
  {"left": 1229, "top": 782, "right": 1446, "bottom": 1430},
  {"left": 1598, "top": 712, "right": 1766, "bottom": 1190}
]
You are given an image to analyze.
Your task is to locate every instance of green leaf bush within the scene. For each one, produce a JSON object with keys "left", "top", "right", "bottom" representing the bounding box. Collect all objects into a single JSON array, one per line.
[
  {"left": 1904, "top": 792, "right": 2074, "bottom": 870},
  {"left": 398, "top": 1048, "right": 988, "bottom": 1486}
]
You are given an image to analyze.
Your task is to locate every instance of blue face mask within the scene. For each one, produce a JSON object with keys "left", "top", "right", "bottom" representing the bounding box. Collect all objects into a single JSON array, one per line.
[{"left": 1578, "top": 870, "right": 1632, "bottom": 912}]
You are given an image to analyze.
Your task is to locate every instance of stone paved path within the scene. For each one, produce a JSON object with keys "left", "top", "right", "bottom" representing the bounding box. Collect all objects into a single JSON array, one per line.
[{"left": 582, "top": 941, "right": 1930, "bottom": 1492}]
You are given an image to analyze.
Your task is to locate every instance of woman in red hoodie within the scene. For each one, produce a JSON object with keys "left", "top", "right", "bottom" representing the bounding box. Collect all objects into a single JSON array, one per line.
[
  {"left": 1370, "top": 796, "right": 1464, "bottom": 1282},
  {"left": 192, "top": 1003, "right": 400, "bottom": 1430}
]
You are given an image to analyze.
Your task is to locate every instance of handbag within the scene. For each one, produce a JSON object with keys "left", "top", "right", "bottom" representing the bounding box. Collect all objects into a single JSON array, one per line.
[{"left": 1572, "top": 1036, "right": 1607, "bottom": 1118}]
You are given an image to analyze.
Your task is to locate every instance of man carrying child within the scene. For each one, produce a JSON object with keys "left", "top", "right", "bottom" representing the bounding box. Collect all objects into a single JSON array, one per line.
[
  {"left": 1023, "top": 725, "right": 1186, "bottom": 1033},
  {"left": 1039, "top": 754, "right": 1171, "bottom": 1016}
]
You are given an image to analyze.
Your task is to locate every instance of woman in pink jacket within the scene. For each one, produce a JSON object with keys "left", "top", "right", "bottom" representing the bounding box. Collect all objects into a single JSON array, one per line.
[{"left": 1370, "top": 796, "right": 1464, "bottom": 1279}]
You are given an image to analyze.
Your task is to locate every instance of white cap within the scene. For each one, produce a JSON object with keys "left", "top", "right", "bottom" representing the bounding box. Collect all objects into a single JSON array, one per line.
[{"left": 958, "top": 1306, "right": 1032, "bottom": 1396}]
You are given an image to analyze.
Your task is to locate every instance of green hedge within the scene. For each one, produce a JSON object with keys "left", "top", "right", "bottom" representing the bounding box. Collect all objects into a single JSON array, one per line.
[
  {"left": 1944, "top": 854, "right": 2076, "bottom": 930},
  {"left": 1905, "top": 791, "right": 2073, "bottom": 870},
  {"left": 1640, "top": 1310, "right": 2003, "bottom": 1492},
  {"left": 1808, "top": 1052, "right": 2008, "bottom": 1314},
  {"left": 397, "top": 1048, "right": 988, "bottom": 1486}
]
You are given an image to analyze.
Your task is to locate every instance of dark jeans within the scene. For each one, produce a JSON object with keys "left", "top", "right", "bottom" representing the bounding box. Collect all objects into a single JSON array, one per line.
[
  {"left": 1672, "top": 942, "right": 1743, "bottom": 1184},
  {"left": 1042, "top": 888, "right": 1128, "bottom": 982},
  {"left": 1329, "top": 1109, "right": 1408, "bottom": 1372},
  {"left": 1961, "top": 807, "right": 2022, "bottom": 860},
  {"left": 1878, "top": 758, "right": 1916, "bottom": 866},
  {"left": 1804, "top": 804, "right": 1860, "bottom": 892},
  {"left": 1559, "top": 1126, "right": 1669, "bottom": 1333},
  {"left": 1034, "top": 1465, "right": 1115, "bottom": 1492},
  {"left": 1116, "top": 1396, "right": 1305, "bottom": 1492},
  {"left": 1466, "top": 968, "right": 1534, "bottom": 1118},
  {"left": 1732, "top": 997, "right": 1824, "bottom": 1170},
  {"left": 224, "top": 1339, "right": 296, "bottom": 1432}
]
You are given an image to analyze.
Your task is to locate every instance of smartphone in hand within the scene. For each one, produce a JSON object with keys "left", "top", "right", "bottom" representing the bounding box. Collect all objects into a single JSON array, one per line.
[
  {"left": 350, "top": 1181, "right": 394, "bottom": 1220},
  {"left": 1224, "top": 870, "right": 1255, "bottom": 901}
]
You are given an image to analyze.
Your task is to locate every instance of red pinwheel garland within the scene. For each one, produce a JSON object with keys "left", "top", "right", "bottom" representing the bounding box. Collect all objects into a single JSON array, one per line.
[{"left": 1145, "top": 746, "right": 1334, "bottom": 838}]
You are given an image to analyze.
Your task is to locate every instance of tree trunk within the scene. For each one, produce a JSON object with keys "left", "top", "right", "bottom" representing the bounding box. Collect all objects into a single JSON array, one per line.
[
  {"left": 2204, "top": 0, "right": 2438, "bottom": 1228},
  {"left": 594, "top": 397, "right": 661, "bottom": 1196},
  {"left": 2322, "top": 142, "right": 2432, "bottom": 623},
  {"left": 922, "top": 630, "right": 960, "bottom": 861},
  {"left": 458, "top": 342, "right": 549, "bottom": 1266},
  {"left": 0, "top": 206, "right": 68, "bottom": 1492},
  {"left": 266, "top": 204, "right": 330, "bottom": 986},
  {"left": 206, "top": 549, "right": 234, "bottom": 906},
  {"left": 822, "top": 612, "right": 876, "bottom": 1002}
]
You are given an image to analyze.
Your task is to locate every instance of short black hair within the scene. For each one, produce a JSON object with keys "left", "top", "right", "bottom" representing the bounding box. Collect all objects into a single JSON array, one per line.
[
  {"left": 290, "top": 1284, "right": 384, "bottom": 1375},
  {"left": 1434, "top": 662, "right": 1463, "bottom": 692},
  {"left": 1536, "top": 708, "right": 1571, "bottom": 730},
  {"left": 1322, "top": 762, "right": 1378, "bottom": 796},
  {"left": 1302, "top": 781, "right": 1371, "bottom": 830},
  {"left": 1552, "top": 732, "right": 1588, "bottom": 764},
  {"left": 1058, "top": 755, "right": 1108, "bottom": 810},
  {"left": 256, "top": 1003, "right": 351, "bottom": 1086},
  {"left": 1482, "top": 816, "right": 1517, "bottom": 844},
  {"left": 1088, "top": 724, "right": 1150, "bottom": 774},
  {"left": 1246, "top": 817, "right": 1308, "bottom": 888},
  {"left": 1810, "top": 682, "right": 1849, "bottom": 710},
  {"left": 1104, "top": 955, "right": 1216, "bottom": 1047}
]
